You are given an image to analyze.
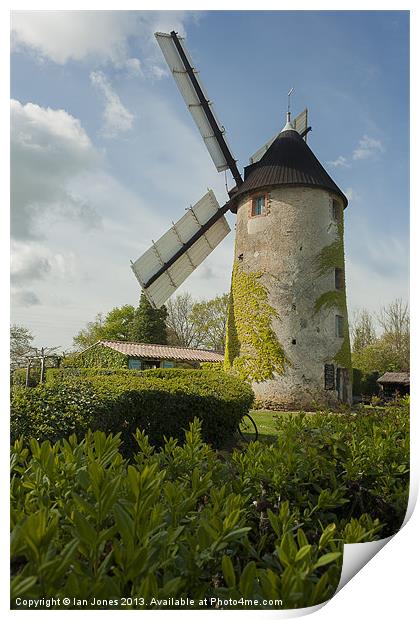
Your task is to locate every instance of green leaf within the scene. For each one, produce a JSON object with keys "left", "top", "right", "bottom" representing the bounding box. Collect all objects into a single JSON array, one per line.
[
  {"left": 10, "top": 576, "right": 38, "bottom": 600},
  {"left": 295, "top": 544, "right": 312, "bottom": 562},
  {"left": 73, "top": 511, "right": 97, "bottom": 548},
  {"left": 222, "top": 555, "right": 236, "bottom": 588},
  {"left": 313, "top": 551, "right": 342, "bottom": 569},
  {"left": 267, "top": 509, "right": 280, "bottom": 537},
  {"left": 319, "top": 523, "right": 336, "bottom": 550},
  {"left": 239, "top": 561, "right": 256, "bottom": 597}
]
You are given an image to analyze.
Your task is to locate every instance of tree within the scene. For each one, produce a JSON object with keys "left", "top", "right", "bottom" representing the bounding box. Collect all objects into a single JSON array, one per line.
[
  {"left": 377, "top": 298, "right": 409, "bottom": 368},
  {"left": 73, "top": 305, "right": 136, "bottom": 350},
  {"left": 166, "top": 293, "right": 201, "bottom": 347},
  {"left": 166, "top": 292, "right": 229, "bottom": 351},
  {"left": 190, "top": 294, "right": 229, "bottom": 352},
  {"left": 10, "top": 324, "right": 34, "bottom": 369},
  {"left": 352, "top": 299, "right": 410, "bottom": 374},
  {"left": 130, "top": 293, "right": 168, "bottom": 344},
  {"left": 73, "top": 313, "right": 105, "bottom": 350},
  {"left": 350, "top": 309, "right": 377, "bottom": 353}
]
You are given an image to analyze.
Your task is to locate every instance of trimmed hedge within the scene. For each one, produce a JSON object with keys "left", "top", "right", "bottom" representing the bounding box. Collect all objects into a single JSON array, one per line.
[
  {"left": 45, "top": 367, "right": 145, "bottom": 384},
  {"left": 45, "top": 367, "right": 204, "bottom": 384},
  {"left": 11, "top": 370, "right": 254, "bottom": 450}
]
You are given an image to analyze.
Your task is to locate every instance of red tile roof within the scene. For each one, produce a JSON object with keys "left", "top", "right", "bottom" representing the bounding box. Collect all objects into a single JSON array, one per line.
[{"left": 97, "top": 340, "right": 224, "bottom": 363}]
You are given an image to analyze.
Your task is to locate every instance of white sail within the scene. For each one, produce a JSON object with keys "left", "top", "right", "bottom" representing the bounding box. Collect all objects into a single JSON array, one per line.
[
  {"left": 131, "top": 190, "right": 230, "bottom": 308},
  {"left": 155, "top": 32, "right": 236, "bottom": 173}
]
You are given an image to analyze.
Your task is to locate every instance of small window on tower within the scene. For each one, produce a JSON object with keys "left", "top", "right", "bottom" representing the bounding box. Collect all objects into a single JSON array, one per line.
[
  {"left": 251, "top": 194, "right": 266, "bottom": 217},
  {"left": 335, "top": 267, "right": 344, "bottom": 289},
  {"left": 332, "top": 199, "right": 342, "bottom": 222},
  {"left": 335, "top": 315, "right": 344, "bottom": 338}
]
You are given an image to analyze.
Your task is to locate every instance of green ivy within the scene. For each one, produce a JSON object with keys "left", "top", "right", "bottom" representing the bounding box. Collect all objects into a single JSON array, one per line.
[
  {"left": 315, "top": 219, "right": 345, "bottom": 278},
  {"left": 224, "top": 262, "right": 288, "bottom": 383},
  {"left": 64, "top": 344, "right": 128, "bottom": 369},
  {"left": 313, "top": 215, "right": 351, "bottom": 371}
]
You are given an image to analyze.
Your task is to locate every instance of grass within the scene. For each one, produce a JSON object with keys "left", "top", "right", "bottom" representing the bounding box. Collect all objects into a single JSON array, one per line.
[{"left": 247, "top": 409, "right": 297, "bottom": 442}]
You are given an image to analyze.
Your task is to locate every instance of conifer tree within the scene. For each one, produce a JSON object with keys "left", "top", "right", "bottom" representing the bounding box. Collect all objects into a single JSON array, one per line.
[{"left": 130, "top": 293, "right": 168, "bottom": 344}]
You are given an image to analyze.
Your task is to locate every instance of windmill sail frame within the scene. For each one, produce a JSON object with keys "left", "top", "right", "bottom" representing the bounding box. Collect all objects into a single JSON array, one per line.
[
  {"left": 155, "top": 31, "right": 243, "bottom": 188},
  {"left": 131, "top": 190, "right": 231, "bottom": 308}
]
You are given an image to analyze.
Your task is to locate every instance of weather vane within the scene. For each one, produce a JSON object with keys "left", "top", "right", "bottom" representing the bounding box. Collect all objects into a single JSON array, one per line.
[{"left": 287, "top": 87, "right": 294, "bottom": 121}]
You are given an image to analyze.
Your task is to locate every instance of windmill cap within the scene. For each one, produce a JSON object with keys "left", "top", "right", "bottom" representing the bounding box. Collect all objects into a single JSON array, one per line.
[{"left": 230, "top": 129, "right": 348, "bottom": 212}]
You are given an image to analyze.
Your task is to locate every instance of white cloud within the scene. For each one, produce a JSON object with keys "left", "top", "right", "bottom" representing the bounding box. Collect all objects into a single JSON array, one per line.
[
  {"left": 125, "top": 58, "right": 143, "bottom": 76},
  {"left": 11, "top": 11, "right": 136, "bottom": 65},
  {"left": 90, "top": 71, "right": 134, "bottom": 137},
  {"left": 11, "top": 240, "right": 78, "bottom": 307},
  {"left": 12, "top": 290, "right": 41, "bottom": 307},
  {"left": 11, "top": 99, "right": 101, "bottom": 240},
  {"left": 11, "top": 241, "right": 74, "bottom": 285},
  {"left": 327, "top": 155, "right": 350, "bottom": 168},
  {"left": 352, "top": 135, "right": 384, "bottom": 160},
  {"left": 11, "top": 101, "right": 100, "bottom": 242},
  {"left": 11, "top": 10, "right": 198, "bottom": 72}
]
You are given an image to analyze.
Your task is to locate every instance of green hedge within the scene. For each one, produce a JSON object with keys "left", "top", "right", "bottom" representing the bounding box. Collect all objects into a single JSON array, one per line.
[
  {"left": 11, "top": 370, "right": 254, "bottom": 450},
  {"left": 45, "top": 367, "right": 144, "bottom": 384},
  {"left": 10, "top": 403, "right": 409, "bottom": 609},
  {"left": 45, "top": 367, "right": 206, "bottom": 384}
]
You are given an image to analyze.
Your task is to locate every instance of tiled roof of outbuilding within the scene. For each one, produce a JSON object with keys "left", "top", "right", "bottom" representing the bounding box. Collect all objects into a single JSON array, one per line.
[
  {"left": 377, "top": 372, "right": 410, "bottom": 385},
  {"left": 231, "top": 129, "right": 348, "bottom": 211},
  {"left": 94, "top": 340, "right": 224, "bottom": 363}
]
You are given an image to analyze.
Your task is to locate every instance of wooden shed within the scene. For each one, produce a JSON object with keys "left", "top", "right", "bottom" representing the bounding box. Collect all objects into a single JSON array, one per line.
[{"left": 377, "top": 372, "right": 410, "bottom": 398}]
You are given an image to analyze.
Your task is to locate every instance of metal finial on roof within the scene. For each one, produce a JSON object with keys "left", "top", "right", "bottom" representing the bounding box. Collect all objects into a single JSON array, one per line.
[{"left": 281, "top": 88, "right": 297, "bottom": 133}]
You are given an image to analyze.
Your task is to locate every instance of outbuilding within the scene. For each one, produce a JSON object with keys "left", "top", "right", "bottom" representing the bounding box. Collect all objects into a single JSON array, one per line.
[
  {"left": 73, "top": 340, "right": 224, "bottom": 370},
  {"left": 377, "top": 372, "right": 410, "bottom": 399}
]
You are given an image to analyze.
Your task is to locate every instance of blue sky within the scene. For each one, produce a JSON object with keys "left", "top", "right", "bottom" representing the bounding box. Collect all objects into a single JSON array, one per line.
[{"left": 10, "top": 10, "right": 409, "bottom": 349}]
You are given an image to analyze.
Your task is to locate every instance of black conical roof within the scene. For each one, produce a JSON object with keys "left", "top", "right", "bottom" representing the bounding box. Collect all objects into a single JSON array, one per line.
[{"left": 231, "top": 129, "right": 348, "bottom": 212}]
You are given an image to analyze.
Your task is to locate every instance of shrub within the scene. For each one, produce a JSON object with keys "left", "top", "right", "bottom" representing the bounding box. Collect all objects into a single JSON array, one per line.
[
  {"left": 200, "top": 361, "right": 224, "bottom": 371},
  {"left": 10, "top": 382, "right": 102, "bottom": 444},
  {"left": 232, "top": 402, "right": 409, "bottom": 538},
  {"left": 11, "top": 371, "right": 254, "bottom": 450},
  {"left": 9, "top": 419, "right": 380, "bottom": 609},
  {"left": 352, "top": 368, "right": 380, "bottom": 397},
  {"left": 10, "top": 403, "right": 409, "bottom": 609},
  {"left": 12, "top": 367, "right": 41, "bottom": 387},
  {"left": 45, "top": 367, "right": 144, "bottom": 384}
]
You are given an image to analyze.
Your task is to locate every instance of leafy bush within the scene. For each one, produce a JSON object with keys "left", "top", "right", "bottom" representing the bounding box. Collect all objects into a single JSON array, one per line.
[
  {"left": 7, "top": 419, "right": 377, "bottom": 609},
  {"left": 11, "top": 382, "right": 102, "bottom": 444},
  {"left": 11, "top": 371, "right": 254, "bottom": 450},
  {"left": 45, "top": 367, "right": 145, "bottom": 384},
  {"left": 352, "top": 368, "right": 380, "bottom": 397},
  {"left": 45, "top": 367, "right": 212, "bottom": 383},
  {"left": 233, "top": 403, "right": 409, "bottom": 538},
  {"left": 200, "top": 361, "right": 224, "bottom": 371},
  {"left": 12, "top": 368, "right": 41, "bottom": 387},
  {"left": 10, "top": 403, "right": 409, "bottom": 609}
]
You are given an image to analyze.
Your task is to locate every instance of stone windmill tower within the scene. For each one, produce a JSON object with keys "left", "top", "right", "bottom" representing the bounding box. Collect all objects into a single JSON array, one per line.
[{"left": 131, "top": 32, "right": 352, "bottom": 408}]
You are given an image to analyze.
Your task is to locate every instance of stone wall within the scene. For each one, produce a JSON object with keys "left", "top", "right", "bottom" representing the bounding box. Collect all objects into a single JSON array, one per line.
[{"left": 227, "top": 185, "right": 352, "bottom": 408}]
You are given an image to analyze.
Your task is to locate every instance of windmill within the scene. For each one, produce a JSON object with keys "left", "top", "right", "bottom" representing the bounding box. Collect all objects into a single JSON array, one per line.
[{"left": 131, "top": 31, "right": 352, "bottom": 408}]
